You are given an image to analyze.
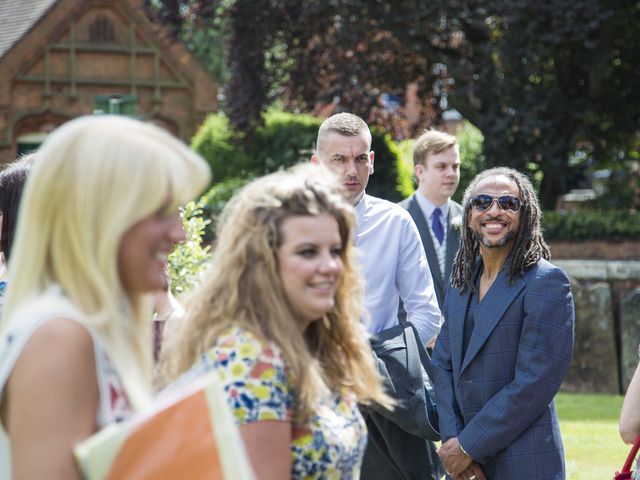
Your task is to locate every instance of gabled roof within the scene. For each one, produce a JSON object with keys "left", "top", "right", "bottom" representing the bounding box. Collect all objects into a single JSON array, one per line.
[{"left": 0, "top": 0, "right": 58, "bottom": 58}]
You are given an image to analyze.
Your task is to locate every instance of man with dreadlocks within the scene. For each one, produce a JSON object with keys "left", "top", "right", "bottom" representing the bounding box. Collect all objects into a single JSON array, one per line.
[{"left": 431, "top": 167, "right": 575, "bottom": 480}]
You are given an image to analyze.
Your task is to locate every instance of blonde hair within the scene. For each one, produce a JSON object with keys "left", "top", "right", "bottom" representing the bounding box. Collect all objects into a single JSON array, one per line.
[
  {"left": 1, "top": 115, "right": 211, "bottom": 409},
  {"left": 413, "top": 129, "right": 458, "bottom": 166},
  {"left": 159, "top": 163, "right": 391, "bottom": 415}
]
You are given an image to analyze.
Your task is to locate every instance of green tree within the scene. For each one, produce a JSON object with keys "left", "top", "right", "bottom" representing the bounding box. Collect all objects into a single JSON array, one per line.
[
  {"left": 430, "top": 0, "right": 640, "bottom": 208},
  {"left": 149, "top": 0, "right": 640, "bottom": 208},
  {"left": 144, "top": 0, "right": 228, "bottom": 82}
]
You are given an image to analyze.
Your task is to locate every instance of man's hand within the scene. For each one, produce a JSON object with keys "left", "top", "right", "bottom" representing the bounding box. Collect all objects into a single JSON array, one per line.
[
  {"left": 437, "top": 437, "right": 472, "bottom": 478},
  {"left": 426, "top": 335, "right": 437, "bottom": 350},
  {"left": 454, "top": 462, "right": 486, "bottom": 480}
]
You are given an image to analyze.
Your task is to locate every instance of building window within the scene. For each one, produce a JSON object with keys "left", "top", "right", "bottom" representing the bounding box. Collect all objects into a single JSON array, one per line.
[
  {"left": 89, "top": 16, "right": 115, "bottom": 43},
  {"left": 17, "top": 133, "right": 49, "bottom": 155},
  {"left": 93, "top": 95, "right": 137, "bottom": 116}
]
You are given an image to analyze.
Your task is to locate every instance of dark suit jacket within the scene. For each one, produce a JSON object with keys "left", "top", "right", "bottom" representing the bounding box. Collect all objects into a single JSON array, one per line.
[
  {"left": 432, "top": 258, "right": 575, "bottom": 479},
  {"left": 399, "top": 193, "right": 462, "bottom": 308}
]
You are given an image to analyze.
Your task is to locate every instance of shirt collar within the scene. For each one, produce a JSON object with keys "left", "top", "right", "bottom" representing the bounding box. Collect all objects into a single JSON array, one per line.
[
  {"left": 415, "top": 191, "right": 449, "bottom": 220},
  {"left": 354, "top": 193, "right": 367, "bottom": 226}
]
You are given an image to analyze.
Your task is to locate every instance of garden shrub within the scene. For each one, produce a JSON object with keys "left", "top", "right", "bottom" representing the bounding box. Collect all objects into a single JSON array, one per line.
[
  {"left": 200, "top": 176, "right": 252, "bottom": 242},
  {"left": 248, "top": 109, "right": 321, "bottom": 173},
  {"left": 167, "top": 199, "right": 211, "bottom": 295},
  {"left": 542, "top": 209, "right": 640, "bottom": 241},
  {"left": 192, "top": 109, "right": 408, "bottom": 201},
  {"left": 395, "top": 139, "right": 415, "bottom": 199},
  {"left": 178, "top": 115, "right": 638, "bottom": 297},
  {"left": 191, "top": 113, "right": 249, "bottom": 182},
  {"left": 368, "top": 128, "right": 404, "bottom": 202}
]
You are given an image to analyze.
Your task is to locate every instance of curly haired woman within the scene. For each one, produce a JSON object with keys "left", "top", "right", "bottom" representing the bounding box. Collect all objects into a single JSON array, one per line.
[{"left": 159, "top": 164, "right": 391, "bottom": 479}]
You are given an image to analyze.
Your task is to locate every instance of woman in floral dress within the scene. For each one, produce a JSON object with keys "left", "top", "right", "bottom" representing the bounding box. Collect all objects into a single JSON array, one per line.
[{"left": 159, "top": 164, "right": 392, "bottom": 479}]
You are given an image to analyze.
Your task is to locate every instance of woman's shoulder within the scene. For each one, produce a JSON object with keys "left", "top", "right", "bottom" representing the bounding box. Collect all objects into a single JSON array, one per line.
[
  {"left": 12, "top": 317, "right": 95, "bottom": 372},
  {"left": 212, "top": 326, "right": 285, "bottom": 365},
  {"left": 0, "top": 288, "right": 89, "bottom": 388},
  {"left": 1, "top": 316, "right": 99, "bottom": 417},
  {"left": 7, "top": 286, "right": 82, "bottom": 328},
  {"left": 186, "top": 325, "right": 293, "bottom": 424},
  {"left": 196, "top": 326, "right": 289, "bottom": 385},
  {"left": 177, "top": 325, "right": 289, "bottom": 387}
]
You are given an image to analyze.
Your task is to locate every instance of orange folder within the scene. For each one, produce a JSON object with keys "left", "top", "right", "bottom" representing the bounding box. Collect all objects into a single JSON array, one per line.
[{"left": 74, "top": 373, "right": 255, "bottom": 480}]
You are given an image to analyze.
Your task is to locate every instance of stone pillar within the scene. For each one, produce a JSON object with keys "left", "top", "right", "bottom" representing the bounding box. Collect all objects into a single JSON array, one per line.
[
  {"left": 562, "top": 279, "right": 619, "bottom": 394},
  {"left": 621, "top": 288, "right": 640, "bottom": 392}
]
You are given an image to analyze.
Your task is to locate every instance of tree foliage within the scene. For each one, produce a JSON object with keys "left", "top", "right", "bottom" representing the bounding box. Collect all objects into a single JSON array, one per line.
[
  {"left": 431, "top": 0, "right": 640, "bottom": 208},
  {"left": 144, "top": 0, "right": 228, "bottom": 82},
  {"left": 147, "top": 0, "right": 639, "bottom": 208},
  {"left": 167, "top": 199, "right": 211, "bottom": 295}
]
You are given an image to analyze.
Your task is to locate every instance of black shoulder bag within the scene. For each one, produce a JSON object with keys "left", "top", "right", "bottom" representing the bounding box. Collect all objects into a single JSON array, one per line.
[{"left": 367, "top": 320, "right": 440, "bottom": 442}]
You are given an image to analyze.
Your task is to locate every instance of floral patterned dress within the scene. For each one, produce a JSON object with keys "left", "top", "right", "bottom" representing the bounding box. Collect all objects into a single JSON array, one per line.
[{"left": 179, "top": 326, "right": 367, "bottom": 479}]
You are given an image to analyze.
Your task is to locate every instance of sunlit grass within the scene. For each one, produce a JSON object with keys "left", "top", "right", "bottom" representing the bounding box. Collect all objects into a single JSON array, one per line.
[{"left": 557, "top": 392, "right": 629, "bottom": 480}]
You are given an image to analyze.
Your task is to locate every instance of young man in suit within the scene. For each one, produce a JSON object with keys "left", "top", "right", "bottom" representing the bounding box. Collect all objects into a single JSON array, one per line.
[
  {"left": 432, "top": 167, "right": 575, "bottom": 479},
  {"left": 400, "top": 130, "right": 462, "bottom": 308}
]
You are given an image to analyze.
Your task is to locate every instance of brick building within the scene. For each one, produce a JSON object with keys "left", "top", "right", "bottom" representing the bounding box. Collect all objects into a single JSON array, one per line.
[{"left": 0, "top": 0, "right": 219, "bottom": 163}]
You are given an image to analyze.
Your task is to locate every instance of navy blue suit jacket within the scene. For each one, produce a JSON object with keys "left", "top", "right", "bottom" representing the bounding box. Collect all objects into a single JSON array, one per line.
[{"left": 432, "top": 258, "right": 575, "bottom": 479}]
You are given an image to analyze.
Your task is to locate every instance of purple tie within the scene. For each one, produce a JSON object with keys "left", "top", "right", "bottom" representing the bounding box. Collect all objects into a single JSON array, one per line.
[{"left": 432, "top": 208, "right": 444, "bottom": 245}]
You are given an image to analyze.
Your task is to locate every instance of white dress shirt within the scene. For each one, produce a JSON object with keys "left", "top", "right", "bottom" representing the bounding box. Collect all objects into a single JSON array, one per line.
[{"left": 354, "top": 194, "right": 443, "bottom": 343}]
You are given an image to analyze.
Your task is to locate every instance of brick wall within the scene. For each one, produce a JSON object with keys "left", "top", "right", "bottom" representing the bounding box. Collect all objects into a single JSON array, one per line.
[{"left": 549, "top": 240, "right": 640, "bottom": 260}]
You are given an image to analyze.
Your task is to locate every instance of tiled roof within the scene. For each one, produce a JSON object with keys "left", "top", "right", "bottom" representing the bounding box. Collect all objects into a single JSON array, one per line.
[{"left": 0, "top": 0, "right": 58, "bottom": 58}]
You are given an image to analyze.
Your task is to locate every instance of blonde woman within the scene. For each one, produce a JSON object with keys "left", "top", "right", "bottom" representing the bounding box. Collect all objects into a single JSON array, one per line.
[
  {"left": 0, "top": 115, "right": 210, "bottom": 479},
  {"left": 159, "top": 164, "right": 392, "bottom": 479}
]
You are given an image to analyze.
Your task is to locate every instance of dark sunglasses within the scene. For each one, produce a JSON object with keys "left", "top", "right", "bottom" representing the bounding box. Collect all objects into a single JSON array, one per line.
[{"left": 470, "top": 194, "right": 522, "bottom": 212}]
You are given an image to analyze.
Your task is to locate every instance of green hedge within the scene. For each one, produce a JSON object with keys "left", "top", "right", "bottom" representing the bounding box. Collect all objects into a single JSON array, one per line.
[
  {"left": 192, "top": 109, "right": 407, "bottom": 204},
  {"left": 192, "top": 110, "right": 320, "bottom": 183},
  {"left": 368, "top": 128, "right": 403, "bottom": 202},
  {"left": 169, "top": 202, "right": 639, "bottom": 295},
  {"left": 542, "top": 210, "right": 640, "bottom": 241},
  {"left": 199, "top": 176, "right": 251, "bottom": 243},
  {"left": 247, "top": 110, "right": 320, "bottom": 173},
  {"left": 176, "top": 116, "right": 638, "bottom": 294},
  {"left": 192, "top": 113, "right": 639, "bottom": 243},
  {"left": 191, "top": 113, "right": 249, "bottom": 182}
]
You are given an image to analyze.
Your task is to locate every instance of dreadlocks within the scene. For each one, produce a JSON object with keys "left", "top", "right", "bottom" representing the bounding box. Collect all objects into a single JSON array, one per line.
[{"left": 450, "top": 167, "right": 550, "bottom": 293}]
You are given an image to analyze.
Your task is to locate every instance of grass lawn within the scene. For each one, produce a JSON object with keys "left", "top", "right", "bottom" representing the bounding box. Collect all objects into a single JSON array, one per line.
[{"left": 557, "top": 391, "right": 629, "bottom": 479}]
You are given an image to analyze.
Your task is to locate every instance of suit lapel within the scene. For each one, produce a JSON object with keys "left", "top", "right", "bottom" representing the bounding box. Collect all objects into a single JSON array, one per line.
[
  {"left": 407, "top": 195, "right": 444, "bottom": 289},
  {"left": 450, "top": 271, "right": 474, "bottom": 376},
  {"left": 461, "top": 264, "right": 526, "bottom": 372},
  {"left": 444, "top": 202, "right": 461, "bottom": 283}
]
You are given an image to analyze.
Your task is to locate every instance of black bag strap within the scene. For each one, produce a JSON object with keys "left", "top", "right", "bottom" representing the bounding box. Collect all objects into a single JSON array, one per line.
[
  {"left": 400, "top": 320, "right": 435, "bottom": 382},
  {"left": 400, "top": 322, "right": 422, "bottom": 391}
]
